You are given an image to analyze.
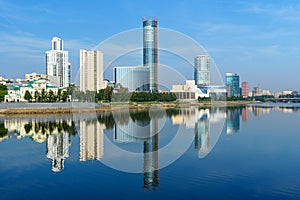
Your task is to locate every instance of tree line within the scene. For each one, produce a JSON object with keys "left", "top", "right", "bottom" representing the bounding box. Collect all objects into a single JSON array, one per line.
[
  {"left": 2, "top": 83, "right": 177, "bottom": 103},
  {"left": 24, "top": 89, "right": 70, "bottom": 102},
  {"left": 130, "top": 92, "right": 177, "bottom": 102},
  {"left": 73, "top": 87, "right": 177, "bottom": 103},
  {"left": 0, "top": 84, "right": 7, "bottom": 102}
]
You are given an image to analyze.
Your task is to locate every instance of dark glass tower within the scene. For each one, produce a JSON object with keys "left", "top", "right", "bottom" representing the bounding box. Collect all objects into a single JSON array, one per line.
[
  {"left": 143, "top": 17, "right": 158, "bottom": 92},
  {"left": 226, "top": 73, "right": 240, "bottom": 97}
]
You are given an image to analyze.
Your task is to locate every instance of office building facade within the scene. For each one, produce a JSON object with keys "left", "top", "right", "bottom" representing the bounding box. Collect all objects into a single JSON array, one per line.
[
  {"left": 194, "top": 55, "right": 210, "bottom": 87},
  {"left": 114, "top": 66, "right": 149, "bottom": 92},
  {"left": 143, "top": 18, "right": 158, "bottom": 92},
  {"left": 80, "top": 49, "right": 105, "bottom": 92},
  {"left": 241, "top": 81, "right": 249, "bottom": 98},
  {"left": 226, "top": 73, "right": 240, "bottom": 97},
  {"left": 46, "top": 37, "right": 71, "bottom": 88}
]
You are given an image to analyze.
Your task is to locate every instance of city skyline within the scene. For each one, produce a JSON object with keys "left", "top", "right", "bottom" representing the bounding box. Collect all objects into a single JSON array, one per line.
[{"left": 0, "top": 1, "right": 300, "bottom": 92}]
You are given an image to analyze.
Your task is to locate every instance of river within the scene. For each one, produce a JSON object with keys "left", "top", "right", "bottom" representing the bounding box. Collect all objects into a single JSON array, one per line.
[{"left": 0, "top": 104, "right": 300, "bottom": 199}]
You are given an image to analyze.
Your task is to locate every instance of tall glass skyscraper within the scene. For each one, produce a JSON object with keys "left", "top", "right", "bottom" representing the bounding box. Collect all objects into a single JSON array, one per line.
[
  {"left": 226, "top": 73, "right": 240, "bottom": 97},
  {"left": 143, "top": 18, "right": 158, "bottom": 92},
  {"left": 194, "top": 55, "right": 210, "bottom": 87}
]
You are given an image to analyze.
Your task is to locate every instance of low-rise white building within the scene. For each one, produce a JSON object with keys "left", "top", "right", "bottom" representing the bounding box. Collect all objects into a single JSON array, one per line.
[
  {"left": 4, "top": 79, "right": 58, "bottom": 102},
  {"left": 171, "top": 80, "right": 227, "bottom": 101},
  {"left": 25, "top": 72, "right": 48, "bottom": 82},
  {"left": 25, "top": 72, "right": 60, "bottom": 87},
  {"left": 171, "top": 80, "right": 206, "bottom": 101},
  {"left": 0, "top": 76, "right": 14, "bottom": 85}
]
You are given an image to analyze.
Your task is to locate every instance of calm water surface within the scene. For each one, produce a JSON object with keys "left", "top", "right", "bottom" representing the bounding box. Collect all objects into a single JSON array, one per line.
[{"left": 1, "top": 105, "right": 300, "bottom": 199}]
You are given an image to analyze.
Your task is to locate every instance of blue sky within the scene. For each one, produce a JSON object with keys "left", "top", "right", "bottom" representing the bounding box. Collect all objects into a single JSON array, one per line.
[{"left": 0, "top": 0, "right": 300, "bottom": 92}]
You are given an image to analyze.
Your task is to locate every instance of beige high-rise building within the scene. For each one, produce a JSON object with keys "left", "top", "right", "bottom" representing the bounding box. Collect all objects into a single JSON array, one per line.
[{"left": 80, "top": 49, "right": 105, "bottom": 92}]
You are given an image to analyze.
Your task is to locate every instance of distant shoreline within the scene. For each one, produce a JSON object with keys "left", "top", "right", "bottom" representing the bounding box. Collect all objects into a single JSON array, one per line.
[{"left": 0, "top": 101, "right": 252, "bottom": 115}]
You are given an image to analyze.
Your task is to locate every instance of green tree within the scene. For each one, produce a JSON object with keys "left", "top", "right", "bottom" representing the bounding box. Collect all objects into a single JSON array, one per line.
[
  {"left": 0, "top": 84, "right": 7, "bottom": 102},
  {"left": 47, "top": 90, "right": 56, "bottom": 102},
  {"left": 34, "top": 90, "right": 40, "bottom": 102},
  {"left": 112, "top": 87, "right": 130, "bottom": 102},
  {"left": 67, "top": 84, "right": 78, "bottom": 95},
  {"left": 24, "top": 90, "right": 33, "bottom": 102},
  {"left": 57, "top": 90, "right": 62, "bottom": 101},
  {"left": 104, "top": 86, "right": 113, "bottom": 101},
  {"left": 85, "top": 90, "right": 96, "bottom": 102},
  {"left": 41, "top": 89, "right": 46, "bottom": 102},
  {"left": 130, "top": 92, "right": 177, "bottom": 102},
  {"left": 62, "top": 91, "right": 69, "bottom": 102},
  {"left": 97, "top": 89, "right": 105, "bottom": 101}
]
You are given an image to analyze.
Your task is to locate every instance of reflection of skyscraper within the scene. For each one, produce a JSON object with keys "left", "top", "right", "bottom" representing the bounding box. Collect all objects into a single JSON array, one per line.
[
  {"left": 114, "top": 119, "right": 150, "bottom": 143},
  {"left": 46, "top": 132, "right": 71, "bottom": 172},
  {"left": 195, "top": 114, "right": 210, "bottom": 153},
  {"left": 171, "top": 108, "right": 205, "bottom": 128},
  {"left": 143, "top": 119, "right": 159, "bottom": 189},
  {"left": 194, "top": 55, "right": 210, "bottom": 87},
  {"left": 242, "top": 107, "right": 249, "bottom": 122},
  {"left": 80, "top": 121, "right": 104, "bottom": 161},
  {"left": 252, "top": 106, "right": 261, "bottom": 119},
  {"left": 143, "top": 17, "right": 158, "bottom": 92},
  {"left": 113, "top": 111, "right": 159, "bottom": 188},
  {"left": 226, "top": 108, "right": 240, "bottom": 134}
]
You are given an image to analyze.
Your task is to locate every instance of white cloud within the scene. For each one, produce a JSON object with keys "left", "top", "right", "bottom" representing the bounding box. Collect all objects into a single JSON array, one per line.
[{"left": 237, "top": 2, "right": 300, "bottom": 22}]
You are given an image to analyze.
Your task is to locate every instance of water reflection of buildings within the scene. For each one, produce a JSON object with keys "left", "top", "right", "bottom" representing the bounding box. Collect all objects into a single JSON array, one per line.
[
  {"left": 114, "top": 112, "right": 159, "bottom": 189},
  {"left": 4, "top": 119, "right": 48, "bottom": 142},
  {"left": 248, "top": 105, "right": 299, "bottom": 118},
  {"left": 171, "top": 107, "right": 226, "bottom": 155},
  {"left": 1, "top": 117, "right": 75, "bottom": 172},
  {"left": 241, "top": 107, "right": 249, "bottom": 122},
  {"left": 0, "top": 119, "right": 8, "bottom": 142},
  {"left": 80, "top": 121, "right": 104, "bottom": 161},
  {"left": 114, "top": 119, "right": 149, "bottom": 143},
  {"left": 195, "top": 113, "right": 210, "bottom": 153},
  {"left": 226, "top": 108, "right": 240, "bottom": 134},
  {"left": 46, "top": 132, "right": 71, "bottom": 172},
  {"left": 144, "top": 120, "right": 159, "bottom": 188}
]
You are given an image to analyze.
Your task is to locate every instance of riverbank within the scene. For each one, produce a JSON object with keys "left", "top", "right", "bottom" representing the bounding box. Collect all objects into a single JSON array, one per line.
[{"left": 0, "top": 101, "right": 252, "bottom": 115}]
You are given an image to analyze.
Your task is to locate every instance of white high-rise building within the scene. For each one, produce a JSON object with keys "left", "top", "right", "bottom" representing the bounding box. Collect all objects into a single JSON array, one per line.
[
  {"left": 46, "top": 37, "right": 71, "bottom": 88},
  {"left": 80, "top": 49, "right": 105, "bottom": 92}
]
